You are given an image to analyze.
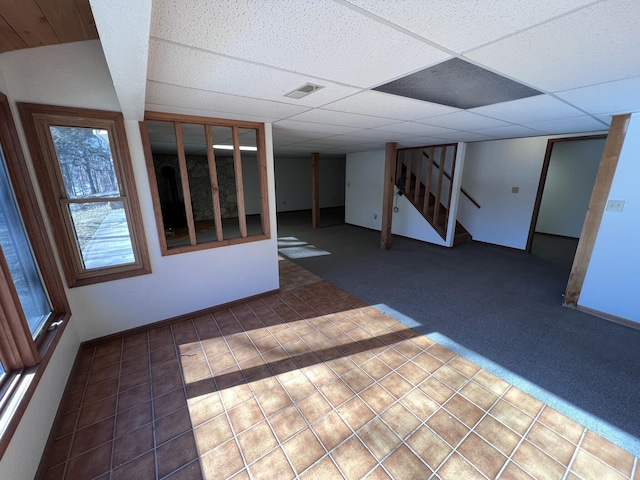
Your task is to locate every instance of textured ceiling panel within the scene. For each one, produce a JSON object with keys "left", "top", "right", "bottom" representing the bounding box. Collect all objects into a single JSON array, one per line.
[
  {"left": 556, "top": 76, "right": 640, "bottom": 115},
  {"left": 151, "top": 0, "right": 450, "bottom": 87},
  {"left": 434, "top": 131, "right": 494, "bottom": 142},
  {"left": 374, "top": 122, "right": 455, "bottom": 136},
  {"left": 146, "top": 81, "right": 310, "bottom": 121},
  {"left": 525, "top": 116, "right": 608, "bottom": 134},
  {"left": 415, "top": 111, "right": 510, "bottom": 130},
  {"left": 286, "top": 109, "right": 401, "bottom": 129},
  {"left": 344, "top": 0, "right": 597, "bottom": 53},
  {"left": 473, "top": 124, "right": 544, "bottom": 139},
  {"left": 147, "top": 39, "right": 361, "bottom": 107},
  {"left": 273, "top": 120, "right": 361, "bottom": 136},
  {"left": 399, "top": 136, "right": 460, "bottom": 148},
  {"left": 374, "top": 58, "right": 542, "bottom": 109},
  {"left": 470, "top": 95, "right": 585, "bottom": 124},
  {"left": 321, "top": 91, "right": 458, "bottom": 121},
  {"left": 466, "top": 0, "right": 640, "bottom": 92}
]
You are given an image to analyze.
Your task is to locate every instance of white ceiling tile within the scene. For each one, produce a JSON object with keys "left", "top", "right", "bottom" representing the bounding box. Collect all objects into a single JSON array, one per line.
[
  {"left": 555, "top": 76, "right": 640, "bottom": 116},
  {"left": 473, "top": 125, "right": 545, "bottom": 139},
  {"left": 466, "top": 0, "right": 640, "bottom": 92},
  {"left": 286, "top": 109, "right": 401, "bottom": 129},
  {"left": 273, "top": 120, "right": 360, "bottom": 136},
  {"left": 151, "top": 0, "right": 450, "bottom": 88},
  {"left": 398, "top": 137, "right": 454, "bottom": 148},
  {"left": 145, "top": 103, "right": 268, "bottom": 124},
  {"left": 322, "top": 91, "right": 458, "bottom": 120},
  {"left": 524, "top": 116, "right": 608, "bottom": 135},
  {"left": 338, "top": 129, "right": 415, "bottom": 141},
  {"left": 146, "top": 81, "right": 309, "bottom": 122},
  {"left": 374, "top": 122, "right": 456, "bottom": 136},
  {"left": 346, "top": 0, "right": 596, "bottom": 53},
  {"left": 595, "top": 114, "right": 612, "bottom": 125},
  {"left": 469, "top": 95, "right": 585, "bottom": 124},
  {"left": 434, "top": 131, "right": 495, "bottom": 142},
  {"left": 415, "top": 111, "right": 511, "bottom": 130},
  {"left": 147, "top": 39, "right": 361, "bottom": 107}
]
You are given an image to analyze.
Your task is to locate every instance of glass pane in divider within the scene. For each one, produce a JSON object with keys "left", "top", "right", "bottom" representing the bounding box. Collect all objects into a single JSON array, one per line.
[
  {"left": 0, "top": 148, "right": 52, "bottom": 337},
  {"left": 238, "top": 128, "right": 263, "bottom": 236},
  {"left": 49, "top": 126, "right": 120, "bottom": 199},
  {"left": 146, "top": 120, "right": 190, "bottom": 248},
  {"left": 181, "top": 123, "right": 218, "bottom": 245},
  {"left": 211, "top": 126, "right": 242, "bottom": 241},
  {"left": 69, "top": 201, "right": 134, "bottom": 269}
]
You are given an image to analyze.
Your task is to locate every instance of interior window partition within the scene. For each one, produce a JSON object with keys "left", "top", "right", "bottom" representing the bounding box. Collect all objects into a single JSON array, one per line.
[{"left": 141, "top": 113, "right": 270, "bottom": 255}]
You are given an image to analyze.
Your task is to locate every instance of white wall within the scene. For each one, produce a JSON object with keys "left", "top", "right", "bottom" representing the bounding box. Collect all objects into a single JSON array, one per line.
[
  {"left": 345, "top": 150, "right": 445, "bottom": 245},
  {"left": 0, "top": 40, "right": 278, "bottom": 477},
  {"left": 0, "top": 40, "right": 280, "bottom": 340},
  {"left": 579, "top": 115, "right": 640, "bottom": 323},
  {"left": 274, "top": 156, "right": 345, "bottom": 212},
  {"left": 536, "top": 139, "right": 605, "bottom": 238},
  {"left": 457, "top": 137, "right": 549, "bottom": 249}
]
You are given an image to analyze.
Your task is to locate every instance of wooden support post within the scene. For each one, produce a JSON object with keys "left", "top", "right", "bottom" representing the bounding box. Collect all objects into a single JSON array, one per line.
[
  {"left": 564, "top": 114, "right": 630, "bottom": 307},
  {"left": 311, "top": 152, "right": 320, "bottom": 229},
  {"left": 381, "top": 142, "right": 397, "bottom": 250}
]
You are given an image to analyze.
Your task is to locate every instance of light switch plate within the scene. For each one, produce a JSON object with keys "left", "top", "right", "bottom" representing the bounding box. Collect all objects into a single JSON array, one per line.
[{"left": 606, "top": 200, "right": 625, "bottom": 212}]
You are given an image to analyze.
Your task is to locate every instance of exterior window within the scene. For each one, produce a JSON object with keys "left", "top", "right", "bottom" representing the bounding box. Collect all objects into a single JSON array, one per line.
[
  {"left": 0, "top": 93, "right": 70, "bottom": 455},
  {"left": 140, "top": 112, "right": 270, "bottom": 255},
  {"left": 0, "top": 147, "right": 52, "bottom": 339},
  {"left": 18, "top": 104, "right": 151, "bottom": 287}
]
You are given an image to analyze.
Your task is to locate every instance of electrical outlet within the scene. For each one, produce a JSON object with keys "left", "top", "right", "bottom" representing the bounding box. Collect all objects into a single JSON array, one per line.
[
  {"left": 511, "top": 187, "right": 519, "bottom": 193},
  {"left": 606, "top": 200, "right": 625, "bottom": 212}
]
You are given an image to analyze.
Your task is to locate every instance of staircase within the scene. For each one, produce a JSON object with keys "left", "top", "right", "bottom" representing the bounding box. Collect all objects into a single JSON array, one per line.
[{"left": 395, "top": 144, "right": 473, "bottom": 246}]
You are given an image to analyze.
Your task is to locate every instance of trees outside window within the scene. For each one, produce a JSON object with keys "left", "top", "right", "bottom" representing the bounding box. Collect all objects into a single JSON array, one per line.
[{"left": 19, "top": 104, "right": 151, "bottom": 287}]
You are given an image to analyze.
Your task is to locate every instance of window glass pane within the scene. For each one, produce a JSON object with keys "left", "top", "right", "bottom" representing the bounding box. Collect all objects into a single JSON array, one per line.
[
  {"left": 181, "top": 123, "right": 219, "bottom": 244},
  {"left": 212, "top": 126, "right": 241, "bottom": 241},
  {"left": 147, "top": 121, "right": 190, "bottom": 248},
  {"left": 50, "top": 126, "right": 120, "bottom": 199},
  {"left": 0, "top": 148, "right": 52, "bottom": 336},
  {"left": 69, "top": 201, "right": 135, "bottom": 269},
  {"left": 238, "top": 128, "right": 263, "bottom": 236}
]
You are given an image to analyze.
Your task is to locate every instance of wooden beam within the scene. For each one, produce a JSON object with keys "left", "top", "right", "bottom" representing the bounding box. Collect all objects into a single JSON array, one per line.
[
  {"left": 381, "top": 142, "right": 397, "bottom": 250},
  {"left": 564, "top": 114, "right": 631, "bottom": 307},
  {"left": 232, "top": 127, "right": 248, "bottom": 238},
  {"left": 174, "top": 122, "right": 198, "bottom": 246},
  {"left": 205, "top": 124, "right": 223, "bottom": 241},
  {"left": 311, "top": 152, "right": 320, "bottom": 229}
]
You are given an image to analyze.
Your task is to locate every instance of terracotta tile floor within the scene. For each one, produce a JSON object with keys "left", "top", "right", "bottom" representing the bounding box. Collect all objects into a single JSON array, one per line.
[{"left": 39, "top": 258, "right": 639, "bottom": 479}]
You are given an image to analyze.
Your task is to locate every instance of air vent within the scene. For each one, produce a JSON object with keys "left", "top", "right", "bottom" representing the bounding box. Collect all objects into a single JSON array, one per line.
[{"left": 285, "top": 83, "right": 324, "bottom": 99}]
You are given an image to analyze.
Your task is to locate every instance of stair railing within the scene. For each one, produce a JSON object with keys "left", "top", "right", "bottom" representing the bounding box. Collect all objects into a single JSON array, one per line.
[{"left": 395, "top": 143, "right": 479, "bottom": 240}]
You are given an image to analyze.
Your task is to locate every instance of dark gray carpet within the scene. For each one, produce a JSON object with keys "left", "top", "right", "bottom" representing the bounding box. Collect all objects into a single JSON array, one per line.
[{"left": 277, "top": 209, "right": 640, "bottom": 440}]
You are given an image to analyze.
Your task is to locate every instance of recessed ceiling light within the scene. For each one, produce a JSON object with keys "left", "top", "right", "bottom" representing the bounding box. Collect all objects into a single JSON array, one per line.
[{"left": 284, "top": 83, "right": 324, "bottom": 99}]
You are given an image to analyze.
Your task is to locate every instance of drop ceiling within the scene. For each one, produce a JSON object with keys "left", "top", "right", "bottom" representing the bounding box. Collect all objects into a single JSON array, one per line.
[{"left": 10, "top": 1, "right": 640, "bottom": 157}]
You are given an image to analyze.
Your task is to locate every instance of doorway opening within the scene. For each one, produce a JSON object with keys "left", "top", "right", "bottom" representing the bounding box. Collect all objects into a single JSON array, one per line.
[{"left": 527, "top": 135, "right": 606, "bottom": 273}]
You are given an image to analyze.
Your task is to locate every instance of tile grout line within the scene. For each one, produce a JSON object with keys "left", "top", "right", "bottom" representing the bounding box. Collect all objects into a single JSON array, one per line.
[
  {"left": 224, "top": 306, "right": 296, "bottom": 478},
  {"left": 242, "top": 301, "right": 341, "bottom": 478},
  {"left": 562, "top": 428, "right": 587, "bottom": 480},
  {"left": 60, "top": 345, "right": 96, "bottom": 480},
  {"left": 428, "top": 368, "right": 511, "bottom": 480},
  {"left": 201, "top": 310, "right": 253, "bottom": 478},
  {"left": 494, "top": 404, "right": 547, "bottom": 479},
  {"left": 107, "top": 338, "right": 124, "bottom": 476}
]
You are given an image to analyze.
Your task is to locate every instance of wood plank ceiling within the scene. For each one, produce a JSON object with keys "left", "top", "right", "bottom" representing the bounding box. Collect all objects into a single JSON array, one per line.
[{"left": 0, "top": 0, "right": 98, "bottom": 53}]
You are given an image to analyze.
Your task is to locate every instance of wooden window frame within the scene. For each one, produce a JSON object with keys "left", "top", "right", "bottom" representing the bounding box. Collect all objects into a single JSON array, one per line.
[
  {"left": 140, "top": 111, "right": 271, "bottom": 256},
  {"left": 0, "top": 92, "right": 71, "bottom": 458},
  {"left": 18, "top": 103, "right": 151, "bottom": 287}
]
